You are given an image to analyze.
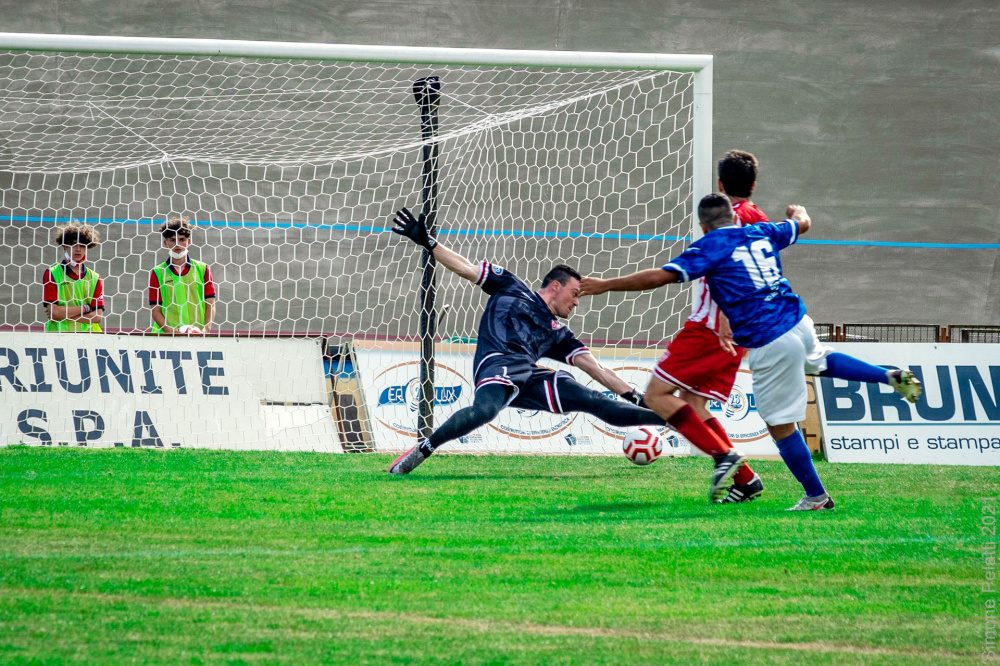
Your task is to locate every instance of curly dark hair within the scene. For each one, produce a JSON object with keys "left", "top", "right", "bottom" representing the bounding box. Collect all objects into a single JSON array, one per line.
[
  {"left": 158, "top": 215, "right": 193, "bottom": 238},
  {"left": 53, "top": 221, "right": 100, "bottom": 248}
]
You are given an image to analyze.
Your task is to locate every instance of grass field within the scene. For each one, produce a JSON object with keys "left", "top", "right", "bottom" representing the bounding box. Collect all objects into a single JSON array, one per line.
[{"left": 0, "top": 446, "right": 989, "bottom": 664}]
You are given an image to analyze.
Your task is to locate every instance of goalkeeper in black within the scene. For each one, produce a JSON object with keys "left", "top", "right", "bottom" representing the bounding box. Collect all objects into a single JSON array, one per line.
[{"left": 389, "top": 207, "right": 667, "bottom": 475}]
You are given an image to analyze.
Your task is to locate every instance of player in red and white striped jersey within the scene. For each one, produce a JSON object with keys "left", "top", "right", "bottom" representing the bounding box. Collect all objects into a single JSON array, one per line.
[{"left": 649, "top": 151, "right": 767, "bottom": 503}]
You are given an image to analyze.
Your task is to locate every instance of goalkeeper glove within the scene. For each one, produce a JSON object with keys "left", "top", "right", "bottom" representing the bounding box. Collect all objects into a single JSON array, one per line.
[
  {"left": 391, "top": 207, "right": 438, "bottom": 251},
  {"left": 621, "top": 390, "right": 648, "bottom": 408}
]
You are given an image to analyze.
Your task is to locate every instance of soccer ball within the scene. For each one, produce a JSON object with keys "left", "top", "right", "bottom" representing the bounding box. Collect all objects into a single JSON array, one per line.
[
  {"left": 176, "top": 324, "right": 203, "bottom": 335},
  {"left": 622, "top": 426, "right": 664, "bottom": 466}
]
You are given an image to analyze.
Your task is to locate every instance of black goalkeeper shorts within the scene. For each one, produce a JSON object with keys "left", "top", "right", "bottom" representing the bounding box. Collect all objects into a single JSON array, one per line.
[{"left": 475, "top": 357, "right": 591, "bottom": 414}]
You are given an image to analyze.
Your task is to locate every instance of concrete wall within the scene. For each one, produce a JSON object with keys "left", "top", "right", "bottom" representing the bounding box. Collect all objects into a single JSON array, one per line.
[{"left": 0, "top": 0, "right": 996, "bottom": 325}]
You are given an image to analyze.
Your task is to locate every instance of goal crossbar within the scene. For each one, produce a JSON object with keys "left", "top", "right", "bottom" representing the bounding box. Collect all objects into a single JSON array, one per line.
[{"left": 0, "top": 32, "right": 711, "bottom": 70}]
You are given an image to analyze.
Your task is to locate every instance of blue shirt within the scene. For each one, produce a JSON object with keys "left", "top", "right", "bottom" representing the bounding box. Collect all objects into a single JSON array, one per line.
[
  {"left": 663, "top": 221, "right": 806, "bottom": 348},
  {"left": 472, "top": 262, "right": 588, "bottom": 377}
]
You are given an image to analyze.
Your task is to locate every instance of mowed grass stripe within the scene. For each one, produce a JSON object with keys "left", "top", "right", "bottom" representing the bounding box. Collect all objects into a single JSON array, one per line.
[
  {"left": 0, "top": 448, "right": 986, "bottom": 663},
  {"left": 0, "top": 585, "right": 976, "bottom": 660},
  {"left": 0, "top": 533, "right": 976, "bottom": 559}
]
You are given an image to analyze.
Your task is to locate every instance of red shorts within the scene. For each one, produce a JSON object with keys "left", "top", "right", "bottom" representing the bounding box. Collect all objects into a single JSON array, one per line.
[{"left": 653, "top": 320, "right": 745, "bottom": 402}]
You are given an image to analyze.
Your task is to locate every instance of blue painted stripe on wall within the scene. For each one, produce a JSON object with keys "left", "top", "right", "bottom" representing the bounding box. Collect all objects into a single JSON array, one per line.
[{"left": 3, "top": 215, "right": 997, "bottom": 249}]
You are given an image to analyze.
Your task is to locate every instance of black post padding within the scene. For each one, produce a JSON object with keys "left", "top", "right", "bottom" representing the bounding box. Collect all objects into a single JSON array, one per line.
[{"left": 414, "top": 76, "right": 441, "bottom": 441}]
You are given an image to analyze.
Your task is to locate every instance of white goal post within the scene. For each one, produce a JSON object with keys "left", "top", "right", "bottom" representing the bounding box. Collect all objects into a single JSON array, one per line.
[{"left": 0, "top": 33, "right": 713, "bottom": 454}]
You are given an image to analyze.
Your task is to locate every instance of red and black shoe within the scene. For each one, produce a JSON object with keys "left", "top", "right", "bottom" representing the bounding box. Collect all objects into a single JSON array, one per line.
[{"left": 388, "top": 441, "right": 432, "bottom": 475}]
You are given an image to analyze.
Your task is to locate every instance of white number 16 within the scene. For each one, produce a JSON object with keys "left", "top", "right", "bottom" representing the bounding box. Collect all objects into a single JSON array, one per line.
[{"left": 731, "top": 239, "right": 780, "bottom": 288}]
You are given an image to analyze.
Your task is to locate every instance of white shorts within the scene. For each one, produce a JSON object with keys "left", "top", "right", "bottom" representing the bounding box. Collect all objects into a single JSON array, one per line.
[{"left": 747, "top": 316, "right": 833, "bottom": 425}]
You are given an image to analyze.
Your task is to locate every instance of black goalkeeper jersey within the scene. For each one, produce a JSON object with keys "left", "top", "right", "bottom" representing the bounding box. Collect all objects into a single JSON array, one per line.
[{"left": 471, "top": 262, "right": 588, "bottom": 378}]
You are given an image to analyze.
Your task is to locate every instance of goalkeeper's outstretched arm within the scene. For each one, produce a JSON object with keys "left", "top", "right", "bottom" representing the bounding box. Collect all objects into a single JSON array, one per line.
[
  {"left": 391, "top": 207, "right": 480, "bottom": 282},
  {"left": 573, "top": 351, "right": 648, "bottom": 407},
  {"left": 429, "top": 242, "right": 481, "bottom": 282}
]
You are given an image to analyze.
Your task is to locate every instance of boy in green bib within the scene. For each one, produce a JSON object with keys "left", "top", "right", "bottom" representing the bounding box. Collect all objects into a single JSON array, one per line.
[
  {"left": 148, "top": 216, "right": 217, "bottom": 335},
  {"left": 42, "top": 221, "right": 105, "bottom": 332}
]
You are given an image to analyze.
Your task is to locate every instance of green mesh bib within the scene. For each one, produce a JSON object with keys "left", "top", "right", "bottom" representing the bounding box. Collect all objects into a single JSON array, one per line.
[
  {"left": 45, "top": 263, "right": 102, "bottom": 333},
  {"left": 151, "top": 259, "right": 208, "bottom": 333}
]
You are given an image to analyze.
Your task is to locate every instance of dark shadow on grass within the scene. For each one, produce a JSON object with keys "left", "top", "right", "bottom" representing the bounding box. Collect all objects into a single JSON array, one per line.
[
  {"left": 391, "top": 473, "right": 610, "bottom": 481},
  {"left": 563, "top": 502, "right": 663, "bottom": 514},
  {"left": 522, "top": 503, "right": 752, "bottom": 522}
]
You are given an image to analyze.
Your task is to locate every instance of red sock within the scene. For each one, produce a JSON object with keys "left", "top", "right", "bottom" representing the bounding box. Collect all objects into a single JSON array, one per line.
[
  {"left": 667, "top": 405, "right": 729, "bottom": 457},
  {"left": 705, "top": 417, "right": 756, "bottom": 485}
]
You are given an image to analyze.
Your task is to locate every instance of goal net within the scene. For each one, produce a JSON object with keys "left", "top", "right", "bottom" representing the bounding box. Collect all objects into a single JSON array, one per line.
[{"left": 0, "top": 34, "right": 712, "bottom": 454}]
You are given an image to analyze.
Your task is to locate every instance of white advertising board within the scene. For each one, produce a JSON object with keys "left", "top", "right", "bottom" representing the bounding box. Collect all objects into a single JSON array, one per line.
[
  {"left": 357, "top": 343, "right": 627, "bottom": 455},
  {"left": 355, "top": 341, "right": 777, "bottom": 456},
  {"left": 699, "top": 366, "right": 777, "bottom": 457},
  {"left": 0, "top": 332, "right": 341, "bottom": 452},
  {"left": 815, "top": 343, "right": 1000, "bottom": 466}
]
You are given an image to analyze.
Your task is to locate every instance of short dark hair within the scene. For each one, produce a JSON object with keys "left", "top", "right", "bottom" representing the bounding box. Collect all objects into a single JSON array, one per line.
[
  {"left": 541, "top": 264, "right": 581, "bottom": 289},
  {"left": 53, "top": 221, "right": 100, "bottom": 248},
  {"left": 718, "top": 150, "right": 758, "bottom": 198},
  {"left": 159, "top": 215, "right": 193, "bottom": 239},
  {"left": 698, "top": 193, "right": 734, "bottom": 229}
]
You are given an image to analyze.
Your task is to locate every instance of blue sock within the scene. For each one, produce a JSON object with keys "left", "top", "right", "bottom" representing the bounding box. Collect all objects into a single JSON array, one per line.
[
  {"left": 774, "top": 430, "right": 826, "bottom": 497},
  {"left": 821, "top": 352, "right": 889, "bottom": 384}
]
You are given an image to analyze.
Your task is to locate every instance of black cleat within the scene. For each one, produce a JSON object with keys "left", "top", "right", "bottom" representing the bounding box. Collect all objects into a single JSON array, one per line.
[
  {"left": 710, "top": 449, "right": 746, "bottom": 502},
  {"left": 718, "top": 473, "right": 764, "bottom": 504}
]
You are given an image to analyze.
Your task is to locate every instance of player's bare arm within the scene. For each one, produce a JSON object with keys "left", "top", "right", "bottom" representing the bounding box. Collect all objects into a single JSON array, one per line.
[
  {"left": 392, "top": 207, "right": 480, "bottom": 282},
  {"left": 47, "top": 303, "right": 101, "bottom": 324},
  {"left": 580, "top": 267, "right": 680, "bottom": 296},
  {"left": 573, "top": 351, "right": 647, "bottom": 406},
  {"left": 78, "top": 308, "right": 102, "bottom": 325},
  {"left": 47, "top": 303, "right": 86, "bottom": 321},
  {"left": 573, "top": 351, "right": 633, "bottom": 395},
  {"left": 786, "top": 205, "right": 811, "bottom": 234},
  {"left": 430, "top": 243, "right": 481, "bottom": 282},
  {"left": 718, "top": 312, "right": 737, "bottom": 356},
  {"left": 151, "top": 306, "right": 175, "bottom": 334},
  {"left": 202, "top": 299, "right": 216, "bottom": 333}
]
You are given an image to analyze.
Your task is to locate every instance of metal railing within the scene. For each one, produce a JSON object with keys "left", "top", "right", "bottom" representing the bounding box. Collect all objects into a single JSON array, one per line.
[
  {"left": 949, "top": 325, "right": 1000, "bottom": 344},
  {"left": 813, "top": 324, "right": 1000, "bottom": 343}
]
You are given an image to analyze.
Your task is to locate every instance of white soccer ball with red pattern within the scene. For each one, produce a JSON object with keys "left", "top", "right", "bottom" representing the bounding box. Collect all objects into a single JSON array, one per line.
[{"left": 622, "top": 426, "right": 664, "bottom": 466}]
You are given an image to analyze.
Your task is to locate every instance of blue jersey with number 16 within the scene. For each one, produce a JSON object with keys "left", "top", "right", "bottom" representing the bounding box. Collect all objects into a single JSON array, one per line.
[{"left": 663, "top": 220, "right": 806, "bottom": 348}]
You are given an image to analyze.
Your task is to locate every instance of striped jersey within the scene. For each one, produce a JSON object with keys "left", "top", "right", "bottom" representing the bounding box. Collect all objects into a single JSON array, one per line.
[{"left": 687, "top": 200, "right": 768, "bottom": 334}]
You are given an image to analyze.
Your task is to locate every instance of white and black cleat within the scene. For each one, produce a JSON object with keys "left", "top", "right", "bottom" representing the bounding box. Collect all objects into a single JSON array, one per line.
[
  {"left": 718, "top": 473, "right": 764, "bottom": 504},
  {"left": 709, "top": 449, "right": 746, "bottom": 502}
]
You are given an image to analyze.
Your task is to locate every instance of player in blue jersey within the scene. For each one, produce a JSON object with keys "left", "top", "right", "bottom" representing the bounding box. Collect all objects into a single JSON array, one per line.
[
  {"left": 581, "top": 194, "right": 923, "bottom": 510},
  {"left": 387, "top": 207, "right": 668, "bottom": 475}
]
